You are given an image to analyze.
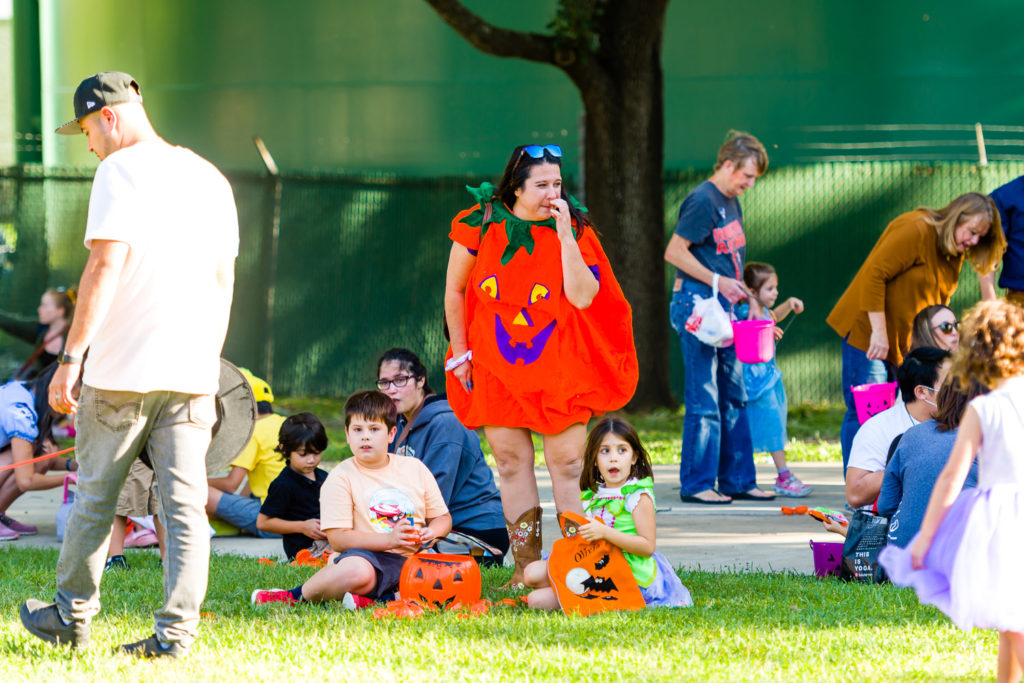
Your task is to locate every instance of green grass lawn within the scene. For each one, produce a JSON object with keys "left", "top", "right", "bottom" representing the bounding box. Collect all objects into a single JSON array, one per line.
[
  {"left": 0, "top": 548, "right": 994, "bottom": 681},
  {"left": 274, "top": 397, "right": 845, "bottom": 467}
]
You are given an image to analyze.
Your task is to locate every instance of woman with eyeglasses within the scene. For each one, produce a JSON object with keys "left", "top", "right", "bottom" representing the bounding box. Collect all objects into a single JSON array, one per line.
[
  {"left": 376, "top": 347, "right": 507, "bottom": 564},
  {"left": 443, "top": 144, "right": 638, "bottom": 587},
  {"left": 827, "top": 192, "right": 1006, "bottom": 469},
  {"left": 910, "top": 305, "right": 960, "bottom": 352},
  {"left": 0, "top": 288, "right": 75, "bottom": 380}
]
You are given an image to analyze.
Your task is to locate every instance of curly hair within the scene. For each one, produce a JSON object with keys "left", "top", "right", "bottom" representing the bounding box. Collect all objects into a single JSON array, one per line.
[{"left": 949, "top": 299, "right": 1024, "bottom": 390}]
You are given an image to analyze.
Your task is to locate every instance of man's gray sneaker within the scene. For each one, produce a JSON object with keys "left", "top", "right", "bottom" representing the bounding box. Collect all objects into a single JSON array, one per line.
[
  {"left": 120, "top": 634, "right": 186, "bottom": 659},
  {"left": 20, "top": 599, "right": 89, "bottom": 648}
]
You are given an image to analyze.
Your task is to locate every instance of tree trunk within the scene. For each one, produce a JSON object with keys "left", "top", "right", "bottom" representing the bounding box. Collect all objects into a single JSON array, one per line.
[
  {"left": 565, "top": 2, "right": 672, "bottom": 409},
  {"left": 422, "top": 0, "right": 674, "bottom": 409}
]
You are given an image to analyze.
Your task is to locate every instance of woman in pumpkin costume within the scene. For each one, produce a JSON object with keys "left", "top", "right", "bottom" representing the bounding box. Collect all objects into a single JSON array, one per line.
[{"left": 444, "top": 144, "right": 638, "bottom": 587}]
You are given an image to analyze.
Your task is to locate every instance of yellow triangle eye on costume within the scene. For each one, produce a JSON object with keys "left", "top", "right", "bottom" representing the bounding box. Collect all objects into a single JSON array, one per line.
[
  {"left": 479, "top": 275, "right": 499, "bottom": 299},
  {"left": 530, "top": 284, "right": 550, "bottom": 304}
]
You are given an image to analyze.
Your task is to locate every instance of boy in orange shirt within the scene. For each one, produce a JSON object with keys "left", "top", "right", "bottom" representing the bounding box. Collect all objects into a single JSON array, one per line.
[{"left": 250, "top": 391, "right": 451, "bottom": 607}]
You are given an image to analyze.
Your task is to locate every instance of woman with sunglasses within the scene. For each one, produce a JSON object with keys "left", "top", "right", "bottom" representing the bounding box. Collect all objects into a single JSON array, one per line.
[
  {"left": 376, "top": 347, "right": 507, "bottom": 564},
  {"left": 443, "top": 144, "right": 638, "bottom": 587},
  {"left": 910, "top": 305, "right": 960, "bottom": 352},
  {"left": 827, "top": 192, "right": 1006, "bottom": 469}
]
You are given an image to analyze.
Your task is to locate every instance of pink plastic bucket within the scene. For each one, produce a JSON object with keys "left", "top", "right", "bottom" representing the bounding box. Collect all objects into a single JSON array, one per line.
[
  {"left": 731, "top": 319, "right": 774, "bottom": 363},
  {"left": 809, "top": 540, "right": 843, "bottom": 578},
  {"left": 851, "top": 381, "right": 897, "bottom": 425}
]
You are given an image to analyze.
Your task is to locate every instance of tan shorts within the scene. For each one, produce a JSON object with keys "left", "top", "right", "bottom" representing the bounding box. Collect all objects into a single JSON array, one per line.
[{"left": 115, "top": 458, "right": 159, "bottom": 517}]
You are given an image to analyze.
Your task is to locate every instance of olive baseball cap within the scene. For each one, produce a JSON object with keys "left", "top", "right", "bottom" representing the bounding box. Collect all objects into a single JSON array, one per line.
[{"left": 55, "top": 71, "right": 142, "bottom": 135}]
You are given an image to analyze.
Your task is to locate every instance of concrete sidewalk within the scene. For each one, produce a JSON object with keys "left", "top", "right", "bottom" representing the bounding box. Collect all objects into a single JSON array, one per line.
[{"left": 0, "top": 463, "right": 847, "bottom": 574}]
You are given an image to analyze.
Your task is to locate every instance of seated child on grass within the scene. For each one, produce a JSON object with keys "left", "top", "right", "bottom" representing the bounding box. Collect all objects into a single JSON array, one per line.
[
  {"left": 525, "top": 417, "right": 692, "bottom": 609},
  {"left": 256, "top": 412, "right": 330, "bottom": 561},
  {"left": 250, "top": 391, "right": 451, "bottom": 607}
]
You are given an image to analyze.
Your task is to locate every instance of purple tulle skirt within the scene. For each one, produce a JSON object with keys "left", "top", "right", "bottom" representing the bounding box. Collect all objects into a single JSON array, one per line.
[
  {"left": 878, "top": 485, "right": 1024, "bottom": 631},
  {"left": 640, "top": 552, "right": 693, "bottom": 608}
]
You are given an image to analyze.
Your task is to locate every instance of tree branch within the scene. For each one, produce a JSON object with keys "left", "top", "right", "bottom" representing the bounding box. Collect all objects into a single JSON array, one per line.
[{"left": 422, "top": 0, "right": 557, "bottom": 64}]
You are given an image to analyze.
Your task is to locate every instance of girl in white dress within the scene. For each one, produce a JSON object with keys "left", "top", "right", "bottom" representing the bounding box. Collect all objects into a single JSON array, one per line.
[{"left": 880, "top": 300, "right": 1024, "bottom": 683}]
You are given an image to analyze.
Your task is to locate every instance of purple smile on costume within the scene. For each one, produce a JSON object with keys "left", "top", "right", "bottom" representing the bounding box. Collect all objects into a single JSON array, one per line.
[{"left": 494, "top": 315, "right": 556, "bottom": 365}]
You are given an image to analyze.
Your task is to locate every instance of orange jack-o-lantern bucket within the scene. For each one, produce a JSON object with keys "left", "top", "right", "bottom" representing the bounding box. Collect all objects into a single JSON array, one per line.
[{"left": 399, "top": 553, "right": 482, "bottom": 609}]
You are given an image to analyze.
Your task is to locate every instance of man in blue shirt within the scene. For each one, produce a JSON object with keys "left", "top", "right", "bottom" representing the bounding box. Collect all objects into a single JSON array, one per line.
[{"left": 987, "top": 176, "right": 1024, "bottom": 304}]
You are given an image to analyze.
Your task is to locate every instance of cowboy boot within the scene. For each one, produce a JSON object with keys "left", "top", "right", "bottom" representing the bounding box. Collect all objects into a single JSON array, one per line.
[{"left": 501, "top": 506, "right": 542, "bottom": 589}]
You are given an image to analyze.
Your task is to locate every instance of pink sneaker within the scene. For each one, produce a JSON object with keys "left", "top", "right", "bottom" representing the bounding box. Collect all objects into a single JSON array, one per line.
[
  {"left": 0, "top": 520, "right": 19, "bottom": 541},
  {"left": 342, "top": 593, "right": 374, "bottom": 610},
  {"left": 774, "top": 472, "right": 813, "bottom": 498},
  {"left": 124, "top": 527, "right": 159, "bottom": 548},
  {"left": 0, "top": 514, "right": 36, "bottom": 536},
  {"left": 250, "top": 589, "right": 298, "bottom": 606}
]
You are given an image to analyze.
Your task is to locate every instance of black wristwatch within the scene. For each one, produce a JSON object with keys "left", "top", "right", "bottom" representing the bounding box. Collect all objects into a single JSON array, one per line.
[{"left": 57, "top": 351, "right": 84, "bottom": 365}]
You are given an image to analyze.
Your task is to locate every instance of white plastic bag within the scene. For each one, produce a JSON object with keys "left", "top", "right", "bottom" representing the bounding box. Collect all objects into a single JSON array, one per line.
[{"left": 684, "top": 274, "right": 734, "bottom": 347}]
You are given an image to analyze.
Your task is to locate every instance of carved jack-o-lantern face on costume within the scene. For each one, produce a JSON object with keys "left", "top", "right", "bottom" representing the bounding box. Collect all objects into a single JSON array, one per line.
[
  {"left": 445, "top": 184, "right": 639, "bottom": 434},
  {"left": 477, "top": 271, "right": 558, "bottom": 366},
  {"left": 399, "top": 553, "right": 482, "bottom": 609}
]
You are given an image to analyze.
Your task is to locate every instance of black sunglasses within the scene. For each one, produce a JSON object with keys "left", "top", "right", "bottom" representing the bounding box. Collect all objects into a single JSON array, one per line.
[{"left": 932, "top": 321, "right": 960, "bottom": 335}]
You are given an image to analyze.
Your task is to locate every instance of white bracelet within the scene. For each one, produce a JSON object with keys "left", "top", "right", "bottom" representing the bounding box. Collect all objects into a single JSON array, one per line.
[{"left": 445, "top": 350, "right": 473, "bottom": 372}]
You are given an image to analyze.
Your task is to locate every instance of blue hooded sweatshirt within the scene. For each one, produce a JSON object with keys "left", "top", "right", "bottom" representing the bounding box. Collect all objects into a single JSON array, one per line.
[{"left": 393, "top": 394, "right": 504, "bottom": 532}]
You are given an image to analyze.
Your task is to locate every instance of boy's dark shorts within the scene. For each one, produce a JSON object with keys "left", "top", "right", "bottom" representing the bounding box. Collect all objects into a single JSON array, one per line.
[{"left": 332, "top": 548, "right": 407, "bottom": 600}]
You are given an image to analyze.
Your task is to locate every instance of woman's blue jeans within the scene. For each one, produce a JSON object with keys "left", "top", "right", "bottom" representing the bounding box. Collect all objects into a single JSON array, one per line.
[
  {"left": 840, "top": 337, "right": 894, "bottom": 472},
  {"left": 670, "top": 284, "right": 756, "bottom": 496}
]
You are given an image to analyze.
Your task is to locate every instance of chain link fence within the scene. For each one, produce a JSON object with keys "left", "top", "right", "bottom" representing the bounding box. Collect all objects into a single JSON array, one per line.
[
  {"left": 666, "top": 161, "right": 1024, "bottom": 405},
  {"left": 2, "top": 161, "right": 1021, "bottom": 404}
]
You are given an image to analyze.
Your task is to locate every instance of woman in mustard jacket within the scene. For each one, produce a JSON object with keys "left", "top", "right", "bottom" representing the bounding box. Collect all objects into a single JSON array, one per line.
[{"left": 827, "top": 192, "right": 1004, "bottom": 469}]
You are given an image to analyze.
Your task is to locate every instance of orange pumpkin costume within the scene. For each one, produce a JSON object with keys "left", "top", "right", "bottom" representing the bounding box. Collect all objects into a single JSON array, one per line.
[{"left": 445, "top": 184, "right": 638, "bottom": 434}]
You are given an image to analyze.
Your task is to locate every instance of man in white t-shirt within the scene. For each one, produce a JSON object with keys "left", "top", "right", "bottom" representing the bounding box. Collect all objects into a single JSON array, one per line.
[
  {"left": 20, "top": 72, "right": 238, "bottom": 659},
  {"left": 845, "top": 346, "right": 950, "bottom": 509}
]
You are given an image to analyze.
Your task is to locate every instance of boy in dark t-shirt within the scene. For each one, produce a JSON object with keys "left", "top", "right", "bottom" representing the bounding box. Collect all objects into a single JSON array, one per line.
[{"left": 257, "top": 413, "right": 329, "bottom": 560}]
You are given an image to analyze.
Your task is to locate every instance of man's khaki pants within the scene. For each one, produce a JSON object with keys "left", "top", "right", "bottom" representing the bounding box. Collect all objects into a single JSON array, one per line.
[{"left": 55, "top": 386, "right": 214, "bottom": 647}]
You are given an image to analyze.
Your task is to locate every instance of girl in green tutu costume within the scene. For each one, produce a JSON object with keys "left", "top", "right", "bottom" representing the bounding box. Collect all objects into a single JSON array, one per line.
[{"left": 524, "top": 417, "right": 692, "bottom": 609}]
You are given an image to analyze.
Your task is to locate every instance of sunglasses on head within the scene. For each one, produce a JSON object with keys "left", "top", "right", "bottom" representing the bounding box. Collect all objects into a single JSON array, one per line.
[
  {"left": 511, "top": 144, "right": 563, "bottom": 176},
  {"left": 933, "top": 321, "right": 960, "bottom": 334},
  {"left": 522, "top": 144, "right": 562, "bottom": 159}
]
